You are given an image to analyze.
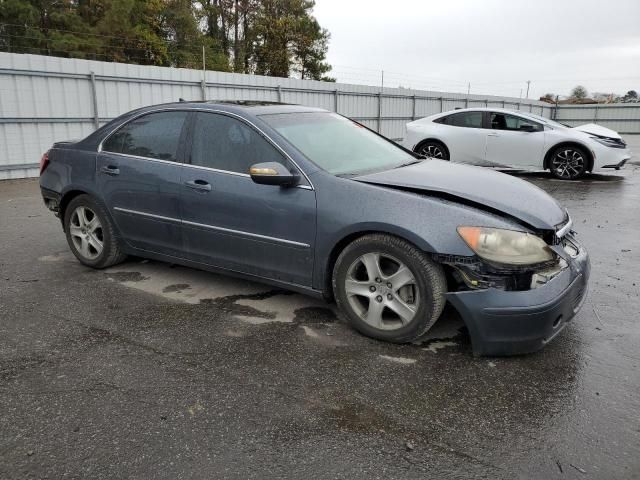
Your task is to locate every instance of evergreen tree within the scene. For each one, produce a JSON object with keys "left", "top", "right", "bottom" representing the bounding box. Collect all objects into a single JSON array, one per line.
[{"left": 0, "top": 0, "right": 333, "bottom": 79}]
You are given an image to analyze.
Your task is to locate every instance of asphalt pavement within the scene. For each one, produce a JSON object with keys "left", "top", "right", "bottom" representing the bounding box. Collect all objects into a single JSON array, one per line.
[{"left": 1, "top": 164, "right": 639, "bottom": 479}]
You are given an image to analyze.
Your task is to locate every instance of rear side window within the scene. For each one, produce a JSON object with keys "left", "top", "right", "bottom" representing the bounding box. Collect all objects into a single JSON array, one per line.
[
  {"left": 440, "top": 111, "right": 484, "bottom": 128},
  {"left": 190, "top": 112, "right": 285, "bottom": 174},
  {"left": 103, "top": 111, "right": 188, "bottom": 161}
]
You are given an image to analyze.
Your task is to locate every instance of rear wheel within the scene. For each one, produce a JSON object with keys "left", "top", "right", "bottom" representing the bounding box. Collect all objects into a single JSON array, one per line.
[
  {"left": 415, "top": 140, "right": 449, "bottom": 160},
  {"left": 64, "top": 194, "right": 126, "bottom": 269},
  {"left": 332, "top": 234, "right": 446, "bottom": 343},
  {"left": 549, "top": 146, "right": 588, "bottom": 180}
]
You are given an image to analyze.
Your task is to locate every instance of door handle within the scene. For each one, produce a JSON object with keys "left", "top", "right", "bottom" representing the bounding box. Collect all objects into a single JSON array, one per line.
[
  {"left": 100, "top": 165, "right": 120, "bottom": 176},
  {"left": 185, "top": 179, "right": 212, "bottom": 192},
  {"left": 487, "top": 133, "right": 499, "bottom": 137}
]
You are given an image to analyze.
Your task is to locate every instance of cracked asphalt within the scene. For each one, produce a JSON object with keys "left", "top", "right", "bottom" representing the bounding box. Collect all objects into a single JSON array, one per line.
[{"left": 1, "top": 163, "right": 639, "bottom": 479}]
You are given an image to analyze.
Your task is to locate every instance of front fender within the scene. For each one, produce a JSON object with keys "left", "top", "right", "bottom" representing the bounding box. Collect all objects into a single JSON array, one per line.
[{"left": 311, "top": 172, "right": 523, "bottom": 291}]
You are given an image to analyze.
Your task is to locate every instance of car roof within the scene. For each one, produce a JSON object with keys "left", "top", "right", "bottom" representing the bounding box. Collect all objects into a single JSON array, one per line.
[
  {"left": 429, "top": 107, "right": 540, "bottom": 117},
  {"left": 136, "top": 100, "right": 329, "bottom": 117}
]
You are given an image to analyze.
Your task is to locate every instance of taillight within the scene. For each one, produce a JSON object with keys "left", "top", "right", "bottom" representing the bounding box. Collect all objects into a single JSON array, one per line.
[{"left": 39, "top": 150, "right": 50, "bottom": 175}]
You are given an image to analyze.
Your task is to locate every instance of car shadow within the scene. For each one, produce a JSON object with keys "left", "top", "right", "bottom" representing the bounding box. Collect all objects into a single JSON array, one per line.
[{"left": 502, "top": 170, "right": 626, "bottom": 183}]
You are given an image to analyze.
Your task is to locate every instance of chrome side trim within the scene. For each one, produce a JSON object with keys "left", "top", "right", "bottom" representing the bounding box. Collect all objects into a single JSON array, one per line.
[
  {"left": 113, "top": 207, "right": 181, "bottom": 224},
  {"left": 113, "top": 206, "right": 310, "bottom": 248},
  {"left": 100, "top": 151, "right": 180, "bottom": 167},
  {"left": 103, "top": 154, "right": 311, "bottom": 184},
  {"left": 181, "top": 219, "right": 310, "bottom": 248},
  {"left": 182, "top": 163, "right": 250, "bottom": 178},
  {"left": 97, "top": 107, "right": 315, "bottom": 190}
]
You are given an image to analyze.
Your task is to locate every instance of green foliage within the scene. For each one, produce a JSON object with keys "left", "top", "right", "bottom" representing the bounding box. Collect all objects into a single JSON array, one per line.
[
  {"left": 570, "top": 85, "right": 588, "bottom": 100},
  {"left": 0, "top": 0, "right": 332, "bottom": 79},
  {"left": 622, "top": 90, "right": 638, "bottom": 103}
]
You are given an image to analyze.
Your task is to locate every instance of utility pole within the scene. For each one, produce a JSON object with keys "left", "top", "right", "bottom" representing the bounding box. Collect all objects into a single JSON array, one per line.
[
  {"left": 202, "top": 45, "right": 206, "bottom": 78},
  {"left": 381, "top": 70, "right": 384, "bottom": 89},
  {"left": 467, "top": 82, "right": 471, "bottom": 95},
  {"left": 526, "top": 80, "right": 531, "bottom": 99}
]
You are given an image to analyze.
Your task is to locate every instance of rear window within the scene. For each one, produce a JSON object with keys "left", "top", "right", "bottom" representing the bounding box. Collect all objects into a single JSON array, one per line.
[{"left": 439, "top": 111, "right": 484, "bottom": 128}]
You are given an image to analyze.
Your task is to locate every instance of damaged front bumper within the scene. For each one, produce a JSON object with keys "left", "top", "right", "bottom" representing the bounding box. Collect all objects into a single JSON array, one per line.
[{"left": 445, "top": 236, "right": 590, "bottom": 356}]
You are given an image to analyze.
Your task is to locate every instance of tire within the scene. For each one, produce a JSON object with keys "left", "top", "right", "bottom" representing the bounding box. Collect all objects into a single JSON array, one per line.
[
  {"left": 414, "top": 140, "right": 449, "bottom": 160},
  {"left": 549, "top": 145, "right": 588, "bottom": 180},
  {"left": 64, "top": 194, "right": 126, "bottom": 269},
  {"left": 332, "top": 234, "right": 446, "bottom": 343}
]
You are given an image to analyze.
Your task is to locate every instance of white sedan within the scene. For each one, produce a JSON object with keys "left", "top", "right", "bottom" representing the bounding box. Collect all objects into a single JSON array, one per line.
[{"left": 402, "top": 108, "right": 632, "bottom": 179}]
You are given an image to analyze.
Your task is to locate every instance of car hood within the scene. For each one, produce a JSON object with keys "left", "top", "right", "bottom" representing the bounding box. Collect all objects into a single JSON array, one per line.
[
  {"left": 572, "top": 123, "right": 622, "bottom": 139},
  {"left": 353, "top": 160, "right": 567, "bottom": 230}
]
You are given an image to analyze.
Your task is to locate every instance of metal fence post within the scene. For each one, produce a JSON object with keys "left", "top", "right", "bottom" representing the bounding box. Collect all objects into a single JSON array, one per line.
[
  {"left": 377, "top": 92, "right": 382, "bottom": 132},
  {"left": 201, "top": 79, "right": 206, "bottom": 100},
  {"left": 89, "top": 71, "right": 99, "bottom": 130},
  {"left": 465, "top": 97, "right": 469, "bottom": 108},
  {"left": 277, "top": 85, "right": 282, "bottom": 102},
  {"left": 334, "top": 89, "right": 339, "bottom": 113},
  {"left": 439, "top": 97, "right": 443, "bottom": 112},
  {"left": 412, "top": 95, "right": 416, "bottom": 120},
  {"left": 485, "top": 99, "right": 489, "bottom": 108},
  {"left": 594, "top": 105, "right": 599, "bottom": 122}
]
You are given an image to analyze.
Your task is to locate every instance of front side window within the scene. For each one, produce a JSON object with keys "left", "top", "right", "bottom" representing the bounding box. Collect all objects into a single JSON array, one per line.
[
  {"left": 190, "top": 112, "right": 285, "bottom": 174},
  {"left": 443, "top": 111, "right": 484, "bottom": 128},
  {"left": 491, "top": 113, "right": 542, "bottom": 132},
  {"left": 260, "top": 112, "right": 415, "bottom": 176},
  {"left": 103, "top": 111, "right": 188, "bottom": 161}
]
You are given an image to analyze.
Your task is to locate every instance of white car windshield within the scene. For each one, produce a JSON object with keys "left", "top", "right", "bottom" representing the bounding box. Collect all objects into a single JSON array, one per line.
[{"left": 260, "top": 112, "right": 416, "bottom": 175}]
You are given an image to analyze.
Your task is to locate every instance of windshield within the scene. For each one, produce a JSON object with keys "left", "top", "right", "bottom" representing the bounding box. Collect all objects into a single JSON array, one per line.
[
  {"left": 519, "top": 111, "right": 567, "bottom": 128},
  {"left": 260, "top": 112, "right": 415, "bottom": 175}
]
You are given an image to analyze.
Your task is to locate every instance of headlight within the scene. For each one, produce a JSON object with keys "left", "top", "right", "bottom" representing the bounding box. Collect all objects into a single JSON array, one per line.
[
  {"left": 457, "top": 226, "right": 554, "bottom": 265},
  {"left": 589, "top": 136, "right": 626, "bottom": 149}
]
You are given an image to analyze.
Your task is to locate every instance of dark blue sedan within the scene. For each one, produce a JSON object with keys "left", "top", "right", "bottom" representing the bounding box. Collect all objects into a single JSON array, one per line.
[{"left": 39, "top": 101, "right": 589, "bottom": 355}]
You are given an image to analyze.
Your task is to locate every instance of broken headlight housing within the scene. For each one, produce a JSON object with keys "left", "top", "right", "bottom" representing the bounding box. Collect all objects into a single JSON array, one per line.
[{"left": 457, "top": 226, "right": 554, "bottom": 266}]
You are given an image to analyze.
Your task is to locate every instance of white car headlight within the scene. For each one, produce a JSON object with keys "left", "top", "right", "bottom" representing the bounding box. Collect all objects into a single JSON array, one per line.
[
  {"left": 457, "top": 226, "right": 554, "bottom": 265},
  {"left": 589, "top": 135, "right": 626, "bottom": 149}
]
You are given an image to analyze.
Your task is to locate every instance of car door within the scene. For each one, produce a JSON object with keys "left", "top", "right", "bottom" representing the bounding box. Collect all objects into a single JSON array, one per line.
[
  {"left": 485, "top": 112, "right": 545, "bottom": 168},
  {"left": 179, "top": 111, "right": 316, "bottom": 287},
  {"left": 97, "top": 110, "right": 188, "bottom": 256},
  {"left": 437, "top": 111, "right": 488, "bottom": 165}
]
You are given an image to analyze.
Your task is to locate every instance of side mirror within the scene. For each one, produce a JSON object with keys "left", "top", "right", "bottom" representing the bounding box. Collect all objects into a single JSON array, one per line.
[
  {"left": 519, "top": 124, "right": 537, "bottom": 133},
  {"left": 249, "top": 162, "right": 298, "bottom": 187}
]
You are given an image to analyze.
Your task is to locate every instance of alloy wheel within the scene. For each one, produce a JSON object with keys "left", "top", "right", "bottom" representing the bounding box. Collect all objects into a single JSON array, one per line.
[
  {"left": 418, "top": 143, "right": 445, "bottom": 159},
  {"left": 552, "top": 149, "right": 585, "bottom": 179},
  {"left": 344, "top": 252, "right": 419, "bottom": 330},
  {"left": 69, "top": 206, "right": 104, "bottom": 260}
]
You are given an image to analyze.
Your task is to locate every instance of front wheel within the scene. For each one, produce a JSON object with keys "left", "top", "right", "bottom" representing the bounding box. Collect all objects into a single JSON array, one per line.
[
  {"left": 332, "top": 234, "right": 447, "bottom": 343},
  {"left": 64, "top": 194, "right": 126, "bottom": 269},
  {"left": 549, "top": 146, "right": 588, "bottom": 180},
  {"left": 415, "top": 141, "right": 449, "bottom": 160}
]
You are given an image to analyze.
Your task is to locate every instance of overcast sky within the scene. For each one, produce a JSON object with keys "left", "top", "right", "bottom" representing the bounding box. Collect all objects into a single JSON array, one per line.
[{"left": 313, "top": 0, "right": 640, "bottom": 99}]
